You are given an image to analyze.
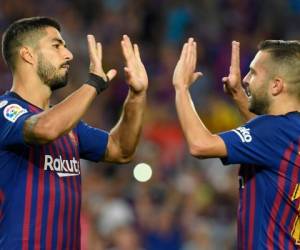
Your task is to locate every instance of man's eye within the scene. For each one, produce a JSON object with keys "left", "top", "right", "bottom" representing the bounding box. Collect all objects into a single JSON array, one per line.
[{"left": 53, "top": 44, "right": 60, "bottom": 48}]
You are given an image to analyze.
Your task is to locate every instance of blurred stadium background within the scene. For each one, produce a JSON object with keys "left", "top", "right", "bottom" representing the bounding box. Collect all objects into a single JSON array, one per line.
[{"left": 1, "top": 0, "right": 299, "bottom": 249}]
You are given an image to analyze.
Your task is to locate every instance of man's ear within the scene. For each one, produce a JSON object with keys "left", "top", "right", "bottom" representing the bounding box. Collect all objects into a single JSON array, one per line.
[
  {"left": 19, "top": 47, "right": 35, "bottom": 65},
  {"left": 270, "top": 77, "right": 284, "bottom": 96}
]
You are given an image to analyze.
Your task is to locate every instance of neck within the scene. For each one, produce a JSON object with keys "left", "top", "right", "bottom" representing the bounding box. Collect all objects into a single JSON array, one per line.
[
  {"left": 268, "top": 96, "right": 300, "bottom": 115},
  {"left": 11, "top": 70, "right": 51, "bottom": 110}
]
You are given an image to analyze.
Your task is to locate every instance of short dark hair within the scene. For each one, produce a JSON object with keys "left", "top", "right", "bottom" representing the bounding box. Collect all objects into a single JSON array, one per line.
[
  {"left": 258, "top": 40, "right": 300, "bottom": 99},
  {"left": 258, "top": 40, "right": 300, "bottom": 61},
  {"left": 1, "top": 16, "right": 61, "bottom": 70}
]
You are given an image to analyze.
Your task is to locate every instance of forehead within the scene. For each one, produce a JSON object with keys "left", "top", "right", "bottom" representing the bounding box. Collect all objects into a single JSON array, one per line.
[
  {"left": 249, "top": 51, "right": 271, "bottom": 71},
  {"left": 38, "top": 26, "right": 65, "bottom": 44}
]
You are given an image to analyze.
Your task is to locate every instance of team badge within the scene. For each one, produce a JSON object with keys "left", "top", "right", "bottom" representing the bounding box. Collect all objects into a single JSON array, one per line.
[
  {"left": 3, "top": 104, "right": 28, "bottom": 123},
  {"left": 0, "top": 100, "right": 8, "bottom": 109}
]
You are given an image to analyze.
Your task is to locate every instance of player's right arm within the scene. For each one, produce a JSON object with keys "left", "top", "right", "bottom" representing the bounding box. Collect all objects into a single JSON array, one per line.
[
  {"left": 222, "top": 41, "right": 255, "bottom": 121},
  {"left": 23, "top": 35, "right": 117, "bottom": 144}
]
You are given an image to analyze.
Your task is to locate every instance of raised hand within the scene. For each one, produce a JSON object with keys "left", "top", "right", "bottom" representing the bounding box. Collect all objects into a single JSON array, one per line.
[
  {"left": 173, "top": 38, "right": 202, "bottom": 90},
  {"left": 87, "top": 34, "right": 117, "bottom": 81},
  {"left": 222, "top": 41, "right": 242, "bottom": 95},
  {"left": 121, "top": 35, "right": 148, "bottom": 94}
]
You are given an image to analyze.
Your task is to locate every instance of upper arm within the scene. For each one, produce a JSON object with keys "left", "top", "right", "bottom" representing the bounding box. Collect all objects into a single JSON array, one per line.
[
  {"left": 218, "top": 115, "right": 282, "bottom": 167},
  {"left": 77, "top": 121, "right": 109, "bottom": 162},
  {"left": 190, "top": 134, "right": 228, "bottom": 159},
  {"left": 103, "top": 133, "right": 133, "bottom": 163},
  {"left": 0, "top": 102, "right": 33, "bottom": 148}
]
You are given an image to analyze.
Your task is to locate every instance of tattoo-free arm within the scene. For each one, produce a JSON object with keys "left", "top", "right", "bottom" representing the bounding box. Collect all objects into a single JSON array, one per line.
[
  {"left": 104, "top": 35, "right": 148, "bottom": 163},
  {"left": 173, "top": 38, "right": 227, "bottom": 158},
  {"left": 104, "top": 91, "right": 146, "bottom": 163}
]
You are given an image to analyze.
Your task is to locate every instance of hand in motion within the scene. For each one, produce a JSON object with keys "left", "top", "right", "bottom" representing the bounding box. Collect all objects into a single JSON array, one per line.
[
  {"left": 121, "top": 35, "right": 148, "bottom": 94},
  {"left": 222, "top": 41, "right": 243, "bottom": 95},
  {"left": 173, "top": 37, "right": 202, "bottom": 90},
  {"left": 87, "top": 34, "right": 117, "bottom": 81}
]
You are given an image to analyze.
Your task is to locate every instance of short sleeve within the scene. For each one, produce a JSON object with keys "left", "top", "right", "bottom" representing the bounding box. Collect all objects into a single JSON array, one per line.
[
  {"left": 76, "top": 121, "right": 109, "bottom": 162},
  {"left": 218, "top": 115, "right": 283, "bottom": 168},
  {"left": 0, "top": 102, "right": 33, "bottom": 149}
]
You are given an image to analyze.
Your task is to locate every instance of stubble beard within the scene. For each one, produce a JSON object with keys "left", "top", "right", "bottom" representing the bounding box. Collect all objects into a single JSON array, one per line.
[{"left": 37, "top": 53, "right": 69, "bottom": 91}]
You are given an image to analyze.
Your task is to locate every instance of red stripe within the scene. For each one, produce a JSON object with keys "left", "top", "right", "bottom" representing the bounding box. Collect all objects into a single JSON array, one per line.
[
  {"left": 56, "top": 173, "right": 65, "bottom": 249},
  {"left": 45, "top": 146, "right": 56, "bottom": 250},
  {"left": 34, "top": 147, "right": 45, "bottom": 249},
  {"left": 22, "top": 148, "right": 35, "bottom": 250},
  {"left": 57, "top": 137, "right": 73, "bottom": 249},
  {"left": 56, "top": 140, "right": 68, "bottom": 249},
  {"left": 63, "top": 133, "right": 80, "bottom": 248},
  {"left": 0, "top": 191, "right": 4, "bottom": 222},
  {"left": 72, "top": 133, "right": 81, "bottom": 249},
  {"left": 267, "top": 143, "right": 294, "bottom": 249},
  {"left": 74, "top": 133, "right": 81, "bottom": 248},
  {"left": 248, "top": 168, "right": 256, "bottom": 250},
  {"left": 0, "top": 190, "right": 4, "bottom": 203}
]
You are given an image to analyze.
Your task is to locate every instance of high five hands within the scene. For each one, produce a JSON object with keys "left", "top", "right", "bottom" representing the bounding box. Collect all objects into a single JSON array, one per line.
[
  {"left": 222, "top": 41, "right": 243, "bottom": 96},
  {"left": 173, "top": 38, "right": 203, "bottom": 90},
  {"left": 86, "top": 34, "right": 148, "bottom": 94},
  {"left": 121, "top": 35, "right": 148, "bottom": 94}
]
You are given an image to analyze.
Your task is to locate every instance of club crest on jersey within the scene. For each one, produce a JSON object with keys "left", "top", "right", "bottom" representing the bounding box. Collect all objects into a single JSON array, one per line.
[
  {"left": 3, "top": 103, "right": 28, "bottom": 123},
  {"left": 232, "top": 126, "right": 252, "bottom": 143},
  {"left": 44, "top": 155, "right": 80, "bottom": 177}
]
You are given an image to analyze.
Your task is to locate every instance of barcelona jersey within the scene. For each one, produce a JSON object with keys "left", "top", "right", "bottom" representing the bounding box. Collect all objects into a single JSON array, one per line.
[
  {"left": 219, "top": 113, "right": 300, "bottom": 249},
  {"left": 0, "top": 92, "right": 108, "bottom": 249}
]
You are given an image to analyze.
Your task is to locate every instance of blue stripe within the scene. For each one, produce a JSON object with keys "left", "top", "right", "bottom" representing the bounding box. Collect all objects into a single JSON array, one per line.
[
  {"left": 29, "top": 147, "right": 42, "bottom": 249},
  {"left": 40, "top": 171, "right": 50, "bottom": 249},
  {"left": 60, "top": 135, "right": 74, "bottom": 248},
  {"left": 10, "top": 150, "right": 29, "bottom": 245}
]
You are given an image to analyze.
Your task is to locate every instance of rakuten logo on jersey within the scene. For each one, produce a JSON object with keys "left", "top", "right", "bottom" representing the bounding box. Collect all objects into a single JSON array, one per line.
[
  {"left": 44, "top": 155, "right": 80, "bottom": 177},
  {"left": 232, "top": 126, "right": 252, "bottom": 143}
]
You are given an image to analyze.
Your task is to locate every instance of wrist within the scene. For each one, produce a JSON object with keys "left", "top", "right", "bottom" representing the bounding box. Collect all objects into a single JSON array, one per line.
[
  {"left": 174, "top": 84, "right": 189, "bottom": 92},
  {"left": 128, "top": 89, "right": 147, "bottom": 101},
  {"left": 85, "top": 73, "right": 109, "bottom": 94}
]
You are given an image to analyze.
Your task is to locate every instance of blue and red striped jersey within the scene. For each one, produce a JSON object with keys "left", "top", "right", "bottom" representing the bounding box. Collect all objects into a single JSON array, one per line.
[
  {"left": 0, "top": 92, "right": 108, "bottom": 249},
  {"left": 219, "top": 113, "right": 300, "bottom": 249}
]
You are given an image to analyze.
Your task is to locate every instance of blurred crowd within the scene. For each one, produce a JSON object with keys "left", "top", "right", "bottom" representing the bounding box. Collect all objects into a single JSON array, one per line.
[{"left": 1, "top": 0, "right": 299, "bottom": 249}]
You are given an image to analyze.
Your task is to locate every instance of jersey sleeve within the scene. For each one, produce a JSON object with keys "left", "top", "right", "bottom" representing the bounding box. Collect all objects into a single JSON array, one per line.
[
  {"left": 0, "top": 102, "right": 33, "bottom": 149},
  {"left": 218, "top": 115, "right": 283, "bottom": 168},
  {"left": 76, "top": 121, "right": 109, "bottom": 162}
]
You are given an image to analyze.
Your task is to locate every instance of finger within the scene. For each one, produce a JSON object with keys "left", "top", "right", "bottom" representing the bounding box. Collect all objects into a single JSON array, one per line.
[
  {"left": 186, "top": 37, "right": 194, "bottom": 63},
  {"left": 134, "top": 44, "right": 142, "bottom": 62},
  {"left": 191, "top": 41, "right": 197, "bottom": 69},
  {"left": 106, "top": 69, "right": 117, "bottom": 81},
  {"left": 231, "top": 41, "right": 240, "bottom": 73},
  {"left": 123, "top": 67, "right": 131, "bottom": 80},
  {"left": 87, "top": 34, "right": 97, "bottom": 61},
  {"left": 222, "top": 76, "right": 229, "bottom": 82},
  {"left": 180, "top": 43, "right": 188, "bottom": 62},
  {"left": 192, "top": 72, "right": 203, "bottom": 82},
  {"left": 121, "top": 35, "right": 134, "bottom": 60},
  {"left": 96, "top": 42, "right": 102, "bottom": 63}
]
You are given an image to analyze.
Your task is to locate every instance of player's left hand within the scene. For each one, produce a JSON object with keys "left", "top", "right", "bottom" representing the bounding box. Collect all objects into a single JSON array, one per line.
[
  {"left": 121, "top": 35, "right": 148, "bottom": 94},
  {"left": 173, "top": 38, "right": 202, "bottom": 90}
]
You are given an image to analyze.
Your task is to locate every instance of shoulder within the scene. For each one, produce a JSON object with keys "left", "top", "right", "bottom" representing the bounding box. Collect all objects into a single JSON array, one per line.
[{"left": 0, "top": 93, "right": 30, "bottom": 123}]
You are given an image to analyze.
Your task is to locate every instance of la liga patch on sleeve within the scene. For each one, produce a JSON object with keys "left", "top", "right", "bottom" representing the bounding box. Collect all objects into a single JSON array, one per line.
[{"left": 3, "top": 104, "right": 28, "bottom": 123}]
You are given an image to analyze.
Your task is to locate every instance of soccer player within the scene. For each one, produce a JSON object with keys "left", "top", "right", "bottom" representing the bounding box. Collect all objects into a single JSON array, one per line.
[
  {"left": 0, "top": 17, "right": 148, "bottom": 249},
  {"left": 172, "top": 38, "right": 300, "bottom": 249}
]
